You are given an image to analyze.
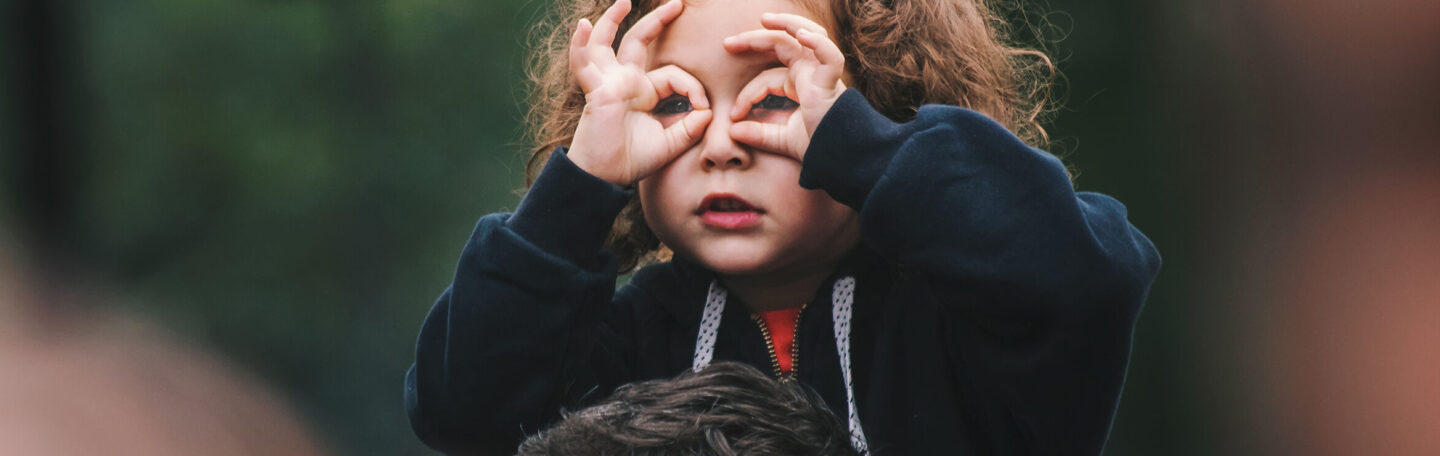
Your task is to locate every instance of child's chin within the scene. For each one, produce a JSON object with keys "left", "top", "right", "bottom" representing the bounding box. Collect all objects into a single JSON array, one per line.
[
  {"left": 665, "top": 238, "right": 792, "bottom": 276},
  {"left": 691, "top": 251, "right": 777, "bottom": 276}
]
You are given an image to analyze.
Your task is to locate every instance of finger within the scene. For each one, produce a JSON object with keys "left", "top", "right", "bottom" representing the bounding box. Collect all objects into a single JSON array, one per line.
[
  {"left": 722, "top": 30, "right": 807, "bottom": 65},
  {"left": 730, "top": 120, "right": 797, "bottom": 156},
  {"left": 730, "top": 67, "right": 791, "bottom": 120},
  {"left": 663, "top": 109, "right": 712, "bottom": 154},
  {"left": 574, "top": 62, "right": 607, "bottom": 93},
  {"left": 760, "top": 12, "right": 829, "bottom": 37},
  {"left": 589, "top": 0, "right": 632, "bottom": 49},
  {"left": 795, "top": 29, "right": 845, "bottom": 89},
  {"left": 648, "top": 65, "right": 711, "bottom": 110},
  {"left": 570, "top": 19, "right": 608, "bottom": 91},
  {"left": 616, "top": 0, "right": 684, "bottom": 66},
  {"left": 571, "top": 18, "right": 593, "bottom": 51},
  {"left": 569, "top": 19, "right": 597, "bottom": 85}
]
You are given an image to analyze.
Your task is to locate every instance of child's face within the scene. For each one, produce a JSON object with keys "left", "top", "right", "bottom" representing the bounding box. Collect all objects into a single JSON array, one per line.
[{"left": 637, "top": 0, "right": 859, "bottom": 277}]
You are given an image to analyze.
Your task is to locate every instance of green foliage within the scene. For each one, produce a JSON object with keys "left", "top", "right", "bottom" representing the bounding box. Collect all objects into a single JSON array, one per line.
[{"left": 71, "top": 0, "right": 542, "bottom": 453}]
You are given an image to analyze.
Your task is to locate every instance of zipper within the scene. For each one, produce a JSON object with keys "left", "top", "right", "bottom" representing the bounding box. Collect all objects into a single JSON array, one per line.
[
  {"left": 750, "top": 313, "right": 782, "bottom": 378},
  {"left": 749, "top": 304, "right": 806, "bottom": 381},
  {"left": 789, "top": 304, "right": 805, "bottom": 382}
]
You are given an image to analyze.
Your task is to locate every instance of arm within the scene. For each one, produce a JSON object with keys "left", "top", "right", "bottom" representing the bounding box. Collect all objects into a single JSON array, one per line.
[
  {"left": 802, "top": 90, "right": 1162, "bottom": 453},
  {"left": 404, "top": 150, "right": 635, "bottom": 455}
]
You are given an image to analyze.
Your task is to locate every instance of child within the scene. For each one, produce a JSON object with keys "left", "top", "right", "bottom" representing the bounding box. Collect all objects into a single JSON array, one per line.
[{"left": 405, "top": 0, "right": 1161, "bottom": 454}]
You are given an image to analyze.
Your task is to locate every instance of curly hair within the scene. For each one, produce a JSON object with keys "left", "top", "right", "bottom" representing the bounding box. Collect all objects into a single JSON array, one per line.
[
  {"left": 514, "top": 362, "right": 859, "bottom": 456},
  {"left": 522, "top": 0, "right": 1058, "bottom": 272}
]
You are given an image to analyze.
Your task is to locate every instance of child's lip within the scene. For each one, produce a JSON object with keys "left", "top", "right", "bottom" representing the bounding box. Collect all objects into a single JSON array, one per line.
[
  {"left": 694, "top": 193, "right": 765, "bottom": 215},
  {"left": 700, "top": 210, "right": 763, "bottom": 229},
  {"left": 695, "top": 193, "right": 765, "bottom": 230}
]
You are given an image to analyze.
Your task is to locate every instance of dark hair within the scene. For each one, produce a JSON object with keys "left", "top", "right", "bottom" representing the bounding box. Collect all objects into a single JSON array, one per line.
[{"left": 515, "top": 362, "right": 860, "bottom": 456}]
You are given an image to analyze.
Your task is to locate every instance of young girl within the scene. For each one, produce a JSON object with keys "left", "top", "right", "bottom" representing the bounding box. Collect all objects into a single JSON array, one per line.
[{"left": 405, "top": 0, "right": 1160, "bottom": 454}]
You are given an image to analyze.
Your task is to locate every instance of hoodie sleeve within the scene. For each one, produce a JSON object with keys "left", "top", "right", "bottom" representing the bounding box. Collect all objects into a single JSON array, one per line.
[
  {"left": 801, "top": 89, "right": 1162, "bottom": 453},
  {"left": 404, "top": 149, "right": 636, "bottom": 455}
]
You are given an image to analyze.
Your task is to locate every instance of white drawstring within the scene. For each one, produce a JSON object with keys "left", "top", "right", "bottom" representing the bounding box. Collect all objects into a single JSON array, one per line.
[
  {"left": 830, "top": 276, "right": 869, "bottom": 453},
  {"left": 691, "top": 277, "right": 870, "bottom": 454},
  {"left": 691, "top": 280, "right": 727, "bottom": 373}
]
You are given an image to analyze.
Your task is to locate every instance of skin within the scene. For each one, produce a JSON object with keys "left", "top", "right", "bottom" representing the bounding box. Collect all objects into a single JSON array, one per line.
[{"left": 568, "top": 0, "right": 857, "bottom": 311}]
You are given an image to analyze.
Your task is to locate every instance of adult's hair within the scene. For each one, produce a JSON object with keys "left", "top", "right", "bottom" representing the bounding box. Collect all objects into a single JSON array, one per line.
[
  {"left": 523, "top": 0, "right": 1059, "bottom": 272},
  {"left": 515, "top": 362, "right": 860, "bottom": 456}
]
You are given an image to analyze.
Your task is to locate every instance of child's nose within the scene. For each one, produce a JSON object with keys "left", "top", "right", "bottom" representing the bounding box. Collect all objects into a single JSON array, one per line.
[{"left": 697, "top": 110, "right": 752, "bottom": 171}]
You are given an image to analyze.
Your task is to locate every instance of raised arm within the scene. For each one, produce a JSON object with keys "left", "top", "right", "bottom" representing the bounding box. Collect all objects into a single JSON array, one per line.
[
  {"left": 404, "top": 151, "right": 634, "bottom": 455},
  {"left": 802, "top": 89, "right": 1162, "bottom": 453},
  {"left": 408, "top": 1, "right": 716, "bottom": 451},
  {"left": 803, "top": 90, "right": 1159, "bottom": 310}
]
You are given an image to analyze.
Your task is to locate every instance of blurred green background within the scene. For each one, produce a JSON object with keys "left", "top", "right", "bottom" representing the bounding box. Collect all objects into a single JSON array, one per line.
[{"left": 11, "top": 0, "right": 1416, "bottom": 454}]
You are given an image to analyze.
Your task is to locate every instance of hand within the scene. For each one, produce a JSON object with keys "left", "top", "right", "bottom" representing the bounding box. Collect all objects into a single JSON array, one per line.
[
  {"left": 723, "top": 12, "right": 846, "bottom": 162},
  {"left": 567, "top": 0, "right": 713, "bottom": 187}
]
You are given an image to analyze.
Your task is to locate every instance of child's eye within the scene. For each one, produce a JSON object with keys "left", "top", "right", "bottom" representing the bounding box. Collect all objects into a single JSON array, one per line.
[
  {"left": 652, "top": 95, "right": 693, "bottom": 116},
  {"left": 752, "top": 94, "right": 798, "bottom": 111}
]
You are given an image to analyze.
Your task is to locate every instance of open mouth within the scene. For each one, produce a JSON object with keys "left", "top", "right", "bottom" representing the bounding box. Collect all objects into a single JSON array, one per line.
[
  {"left": 697, "top": 195, "right": 759, "bottom": 213},
  {"left": 696, "top": 194, "right": 764, "bottom": 229}
]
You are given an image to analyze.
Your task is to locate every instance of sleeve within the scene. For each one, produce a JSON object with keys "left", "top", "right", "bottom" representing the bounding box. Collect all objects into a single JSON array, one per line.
[
  {"left": 801, "top": 90, "right": 1162, "bottom": 453},
  {"left": 404, "top": 149, "right": 637, "bottom": 455}
]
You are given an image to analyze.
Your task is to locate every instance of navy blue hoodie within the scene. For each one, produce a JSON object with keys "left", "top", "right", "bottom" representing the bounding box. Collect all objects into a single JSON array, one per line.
[{"left": 405, "top": 89, "right": 1161, "bottom": 455}]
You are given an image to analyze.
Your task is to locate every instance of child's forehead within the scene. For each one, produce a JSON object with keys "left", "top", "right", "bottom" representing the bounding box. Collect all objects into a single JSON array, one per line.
[
  {"left": 649, "top": 0, "right": 827, "bottom": 73},
  {"left": 680, "top": 0, "right": 830, "bottom": 21},
  {"left": 671, "top": 0, "right": 833, "bottom": 31}
]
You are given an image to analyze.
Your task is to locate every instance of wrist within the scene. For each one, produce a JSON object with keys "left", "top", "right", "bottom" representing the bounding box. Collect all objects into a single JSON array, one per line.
[
  {"left": 566, "top": 146, "right": 631, "bottom": 187},
  {"left": 511, "top": 147, "right": 633, "bottom": 260}
]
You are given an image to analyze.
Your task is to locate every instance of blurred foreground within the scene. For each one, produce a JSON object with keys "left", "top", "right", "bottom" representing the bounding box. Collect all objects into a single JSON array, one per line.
[{"left": 0, "top": 244, "right": 330, "bottom": 455}]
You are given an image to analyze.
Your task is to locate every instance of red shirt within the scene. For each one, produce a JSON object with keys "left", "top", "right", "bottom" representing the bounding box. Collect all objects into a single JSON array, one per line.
[{"left": 757, "top": 307, "right": 802, "bottom": 375}]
